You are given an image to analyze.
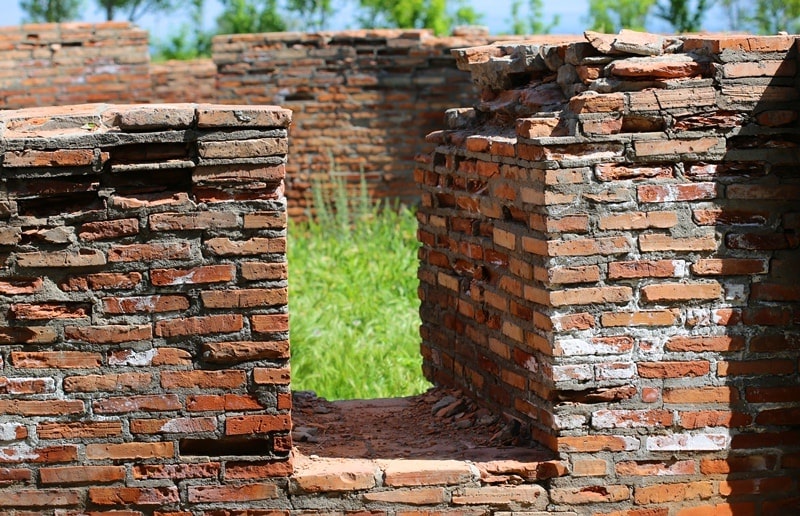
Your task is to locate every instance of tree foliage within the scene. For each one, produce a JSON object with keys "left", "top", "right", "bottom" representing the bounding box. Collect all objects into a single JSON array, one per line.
[
  {"left": 19, "top": 0, "right": 82, "bottom": 22},
  {"left": 216, "top": 0, "right": 287, "bottom": 34},
  {"left": 752, "top": 0, "right": 800, "bottom": 34},
  {"left": 508, "top": 0, "right": 560, "bottom": 34},
  {"left": 358, "top": 0, "right": 481, "bottom": 35},
  {"left": 587, "top": 0, "right": 656, "bottom": 32},
  {"left": 95, "top": 0, "right": 175, "bottom": 21},
  {"left": 653, "top": 0, "right": 714, "bottom": 32},
  {"left": 286, "top": 0, "right": 333, "bottom": 31}
]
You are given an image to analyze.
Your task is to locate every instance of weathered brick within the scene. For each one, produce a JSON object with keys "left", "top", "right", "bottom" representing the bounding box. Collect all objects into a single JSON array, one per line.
[
  {"left": 65, "top": 324, "right": 152, "bottom": 344},
  {"left": 205, "top": 237, "right": 285, "bottom": 256},
  {"left": 187, "top": 483, "right": 279, "bottom": 502},
  {"left": 225, "top": 414, "right": 291, "bottom": 435},
  {"left": 40, "top": 465, "right": 125, "bottom": 485},
  {"left": 93, "top": 395, "right": 181, "bottom": 414},
  {"left": 241, "top": 261, "right": 288, "bottom": 280},
  {"left": 641, "top": 282, "right": 721, "bottom": 302},
  {"left": 155, "top": 314, "right": 243, "bottom": 337},
  {"left": 11, "top": 351, "right": 102, "bottom": 369},
  {"left": 150, "top": 264, "right": 235, "bottom": 285},
  {"left": 89, "top": 486, "right": 180, "bottom": 505},
  {"left": 201, "top": 288, "right": 287, "bottom": 308},
  {"left": 108, "top": 242, "right": 192, "bottom": 262},
  {"left": 103, "top": 294, "right": 189, "bottom": 313},
  {"left": 60, "top": 272, "right": 142, "bottom": 291},
  {"left": 79, "top": 218, "right": 139, "bottom": 241},
  {"left": 608, "top": 260, "right": 683, "bottom": 279},
  {"left": 160, "top": 370, "right": 246, "bottom": 389},
  {"left": 130, "top": 417, "right": 217, "bottom": 434},
  {"left": 149, "top": 211, "right": 238, "bottom": 230},
  {"left": 63, "top": 372, "right": 152, "bottom": 392},
  {"left": 85, "top": 442, "right": 174, "bottom": 460},
  {"left": 15, "top": 249, "right": 106, "bottom": 268}
]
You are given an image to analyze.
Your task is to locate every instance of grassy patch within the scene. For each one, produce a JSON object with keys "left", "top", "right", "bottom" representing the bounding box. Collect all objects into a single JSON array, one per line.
[{"left": 287, "top": 179, "right": 431, "bottom": 400}]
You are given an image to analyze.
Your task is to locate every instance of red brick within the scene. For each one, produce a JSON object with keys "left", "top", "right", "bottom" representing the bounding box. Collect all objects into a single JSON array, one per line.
[
  {"left": 155, "top": 314, "right": 243, "bottom": 337},
  {"left": 130, "top": 416, "right": 217, "bottom": 434},
  {"left": 225, "top": 414, "right": 291, "bottom": 435},
  {"left": 85, "top": 442, "right": 174, "bottom": 460},
  {"left": 676, "top": 503, "right": 756, "bottom": 516},
  {"left": 64, "top": 324, "right": 152, "bottom": 344},
  {"left": 201, "top": 288, "right": 287, "bottom": 308},
  {"left": 634, "top": 137, "right": 722, "bottom": 157},
  {"left": 0, "top": 489, "right": 82, "bottom": 507},
  {"left": 186, "top": 394, "right": 264, "bottom": 412},
  {"left": 37, "top": 421, "right": 122, "bottom": 439},
  {"left": 550, "top": 286, "right": 632, "bottom": 306},
  {"left": 9, "top": 302, "right": 89, "bottom": 320},
  {"left": 63, "top": 372, "right": 151, "bottom": 392},
  {"left": 601, "top": 309, "right": 679, "bottom": 327},
  {"left": 634, "top": 481, "right": 713, "bottom": 504},
  {"left": 103, "top": 294, "right": 189, "bottom": 313},
  {"left": 251, "top": 314, "right": 290, "bottom": 333},
  {"left": 598, "top": 211, "right": 677, "bottom": 230},
  {"left": 150, "top": 264, "right": 235, "bottom": 285},
  {"left": 40, "top": 465, "right": 125, "bottom": 485},
  {"left": 700, "top": 455, "right": 777, "bottom": 474},
  {"left": 253, "top": 367, "right": 291, "bottom": 385},
  {"left": 205, "top": 237, "right": 285, "bottom": 256},
  {"left": 0, "top": 377, "right": 54, "bottom": 395},
  {"left": 692, "top": 258, "right": 768, "bottom": 275},
  {"left": 93, "top": 394, "right": 181, "bottom": 414},
  {"left": 680, "top": 410, "right": 752, "bottom": 429},
  {"left": 641, "top": 283, "right": 721, "bottom": 302},
  {"left": 692, "top": 208, "right": 769, "bottom": 226},
  {"left": 108, "top": 242, "right": 192, "bottom": 262},
  {"left": 243, "top": 211, "right": 286, "bottom": 229},
  {"left": 160, "top": 370, "right": 246, "bottom": 389},
  {"left": 639, "top": 233, "right": 717, "bottom": 252},
  {"left": 11, "top": 351, "right": 101, "bottom": 369},
  {"left": 0, "top": 445, "right": 78, "bottom": 464},
  {"left": 133, "top": 462, "right": 220, "bottom": 479},
  {"left": 60, "top": 272, "right": 142, "bottom": 291},
  {"left": 558, "top": 435, "right": 638, "bottom": 452},
  {"left": 4, "top": 148, "right": 95, "bottom": 167},
  {"left": 223, "top": 460, "right": 293, "bottom": 480},
  {"left": 202, "top": 340, "right": 290, "bottom": 363},
  {"left": 149, "top": 211, "right": 238, "bottom": 230},
  {"left": 89, "top": 486, "right": 179, "bottom": 505},
  {"left": 663, "top": 386, "right": 739, "bottom": 404},
  {"left": 187, "top": 483, "right": 279, "bottom": 503},
  {"left": 550, "top": 484, "right": 630, "bottom": 504},
  {"left": 721, "top": 359, "right": 796, "bottom": 377},
  {"left": 616, "top": 460, "right": 695, "bottom": 476},
  {"left": 608, "top": 260, "right": 683, "bottom": 279},
  {"left": 638, "top": 361, "right": 710, "bottom": 378},
  {"left": 79, "top": 218, "right": 139, "bottom": 241},
  {"left": 241, "top": 261, "right": 287, "bottom": 281},
  {"left": 745, "top": 386, "right": 800, "bottom": 403},
  {"left": 666, "top": 335, "right": 744, "bottom": 352},
  {"left": 0, "top": 277, "right": 42, "bottom": 295}
]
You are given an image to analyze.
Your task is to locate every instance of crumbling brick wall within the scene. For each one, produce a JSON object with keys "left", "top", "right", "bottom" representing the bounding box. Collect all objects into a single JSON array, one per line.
[
  {"left": 150, "top": 58, "right": 218, "bottom": 104},
  {"left": 0, "top": 22, "right": 150, "bottom": 107},
  {"left": 0, "top": 103, "right": 292, "bottom": 510},
  {"left": 417, "top": 32, "right": 800, "bottom": 513}
]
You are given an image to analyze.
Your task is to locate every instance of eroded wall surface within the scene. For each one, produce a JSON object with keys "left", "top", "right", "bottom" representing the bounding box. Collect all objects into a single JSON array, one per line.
[
  {"left": 417, "top": 32, "right": 800, "bottom": 513},
  {"left": 0, "top": 103, "right": 292, "bottom": 510}
]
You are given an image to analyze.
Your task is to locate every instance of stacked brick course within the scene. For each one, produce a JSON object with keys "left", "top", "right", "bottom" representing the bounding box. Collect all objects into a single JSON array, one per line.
[
  {"left": 417, "top": 31, "right": 800, "bottom": 514},
  {"left": 0, "top": 22, "right": 150, "bottom": 107},
  {"left": 151, "top": 59, "right": 218, "bottom": 105},
  {"left": 0, "top": 103, "right": 292, "bottom": 511}
]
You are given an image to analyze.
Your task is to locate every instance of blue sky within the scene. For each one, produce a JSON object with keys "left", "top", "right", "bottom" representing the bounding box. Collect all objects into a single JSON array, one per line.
[{"left": 4, "top": 0, "right": 729, "bottom": 36}]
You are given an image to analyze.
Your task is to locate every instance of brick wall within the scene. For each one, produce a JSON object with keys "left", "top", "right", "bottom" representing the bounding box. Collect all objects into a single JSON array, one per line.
[
  {"left": 0, "top": 22, "right": 150, "bottom": 107},
  {"left": 151, "top": 58, "right": 218, "bottom": 104},
  {"left": 212, "top": 29, "right": 521, "bottom": 217},
  {"left": 0, "top": 103, "right": 292, "bottom": 511},
  {"left": 417, "top": 32, "right": 800, "bottom": 513}
]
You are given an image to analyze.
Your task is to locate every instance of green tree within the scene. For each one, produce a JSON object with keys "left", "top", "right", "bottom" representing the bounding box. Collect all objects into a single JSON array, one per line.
[
  {"left": 153, "top": 0, "right": 211, "bottom": 60},
  {"left": 287, "top": 0, "right": 333, "bottom": 31},
  {"left": 358, "top": 0, "right": 482, "bottom": 36},
  {"left": 94, "top": 0, "right": 175, "bottom": 21},
  {"left": 752, "top": 0, "right": 800, "bottom": 33},
  {"left": 19, "top": 0, "right": 83, "bottom": 22},
  {"left": 719, "top": 0, "right": 749, "bottom": 30},
  {"left": 587, "top": 0, "right": 656, "bottom": 32},
  {"left": 508, "top": 0, "right": 560, "bottom": 34},
  {"left": 216, "top": 0, "right": 287, "bottom": 34},
  {"left": 653, "top": 0, "right": 714, "bottom": 32}
]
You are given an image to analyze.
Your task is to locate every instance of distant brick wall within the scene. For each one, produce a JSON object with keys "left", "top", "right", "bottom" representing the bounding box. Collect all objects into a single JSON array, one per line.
[
  {"left": 417, "top": 32, "right": 800, "bottom": 513},
  {"left": 212, "top": 29, "right": 509, "bottom": 217},
  {"left": 0, "top": 103, "right": 292, "bottom": 510},
  {"left": 0, "top": 22, "right": 150, "bottom": 107},
  {"left": 151, "top": 58, "right": 218, "bottom": 104}
]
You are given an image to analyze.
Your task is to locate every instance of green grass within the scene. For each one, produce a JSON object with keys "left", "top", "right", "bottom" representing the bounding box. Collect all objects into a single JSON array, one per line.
[{"left": 287, "top": 176, "right": 431, "bottom": 400}]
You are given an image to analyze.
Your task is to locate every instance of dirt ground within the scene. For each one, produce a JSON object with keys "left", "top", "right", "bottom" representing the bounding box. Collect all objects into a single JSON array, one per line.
[{"left": 291, "top": 386, "right": 555, "bottom": 463}]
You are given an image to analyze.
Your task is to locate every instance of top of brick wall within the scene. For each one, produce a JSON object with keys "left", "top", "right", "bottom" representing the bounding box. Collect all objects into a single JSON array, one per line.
[
  {"left": 453, "top": 29, "right": 800, "bottom": 92},
  {"left": 0, "top": 103, "right": 291, "bottom": 142},
  {"left": 0, "top": 21, "right": 147, "bottom": 45}
]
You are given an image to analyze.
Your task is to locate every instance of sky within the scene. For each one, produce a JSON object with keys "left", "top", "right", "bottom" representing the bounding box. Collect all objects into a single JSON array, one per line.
[{"left": 3, "top": 0, "right": 730, "bottom": 38}]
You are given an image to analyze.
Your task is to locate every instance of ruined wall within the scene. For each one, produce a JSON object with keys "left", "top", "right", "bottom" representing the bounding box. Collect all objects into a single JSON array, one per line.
[
  {"left": 0, "top": 103, "right": 292, "bottom": 510},
  {"left": 212, "top": 29, "right": 513, "bottom": 217},
  {"left": 0, "top": 22, "right": 150, "bottom": 107},
  {"left": 417, "top": 31, "right": 800, "bottom": 513}
]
